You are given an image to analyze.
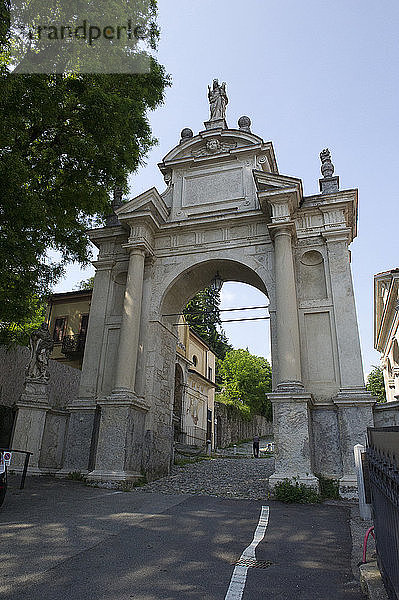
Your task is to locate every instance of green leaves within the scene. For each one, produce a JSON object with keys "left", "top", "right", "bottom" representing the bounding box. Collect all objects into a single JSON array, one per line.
[
  {"left": 366, "top": 365, "right": 386, "bottom": 403},
  {"left": 0, "top": 65, "right": 170, "bottom": 327},
  {"left": 183, "top": 287, "right": 232, "bottom": 361},
  {"left": 216, "top": 349, "right": 272, "bottom": 420}
]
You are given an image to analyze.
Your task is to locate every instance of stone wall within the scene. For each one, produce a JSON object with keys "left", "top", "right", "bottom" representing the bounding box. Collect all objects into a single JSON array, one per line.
[
  {"left": 373, "top": 401, "right": 399, "bottom": 427},
  {"left": 0, "top": 345, "right": 80, "bottom": 409},
  {"left": 0, "top": 345, "right": 81, "bottom": 469},
  {"left": 215, "top": 402, "right": 273, "bottom": 448}
]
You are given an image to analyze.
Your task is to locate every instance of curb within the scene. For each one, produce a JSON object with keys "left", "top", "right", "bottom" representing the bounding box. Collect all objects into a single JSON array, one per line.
[{"left": 359, "top": 561, "right": 389, "bottom": 600}]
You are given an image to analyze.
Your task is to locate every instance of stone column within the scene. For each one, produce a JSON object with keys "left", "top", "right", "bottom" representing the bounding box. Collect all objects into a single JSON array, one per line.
[
  {"left": 324, "top": 230, "right": 375, "bottom": 497},
  {"left": 267, "top": 223, "right": 318, "bottom": 490},
  {"left": 113, "top": 247, "right": 146, "bottom": 394},
  {"left": 11, "top": 381, "right": 50, "bottom": 474},
  {"left": 323, "top": 230, "right": 365, "bottom": 390},
  {"left": 79, "top": 259, "right": 115, "bottom": 400},
  {"left": 87, "top": 245, "right": 150, "bottom": 483},
  {"left": 58, "top": 258, "right": 115, "bottom": 477},
  {"left": 272, "top": 224, "right": 302, "bottom": 388}
]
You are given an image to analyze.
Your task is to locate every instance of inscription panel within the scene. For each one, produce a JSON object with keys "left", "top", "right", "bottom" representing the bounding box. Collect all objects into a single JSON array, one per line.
[{"left": 182, "top": 167, "right": 244, "bottom": 207}]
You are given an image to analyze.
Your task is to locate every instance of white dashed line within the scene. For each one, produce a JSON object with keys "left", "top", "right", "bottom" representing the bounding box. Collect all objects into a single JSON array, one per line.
[{"left": 224, "top": 505, "right": 270, "bottom": 600}]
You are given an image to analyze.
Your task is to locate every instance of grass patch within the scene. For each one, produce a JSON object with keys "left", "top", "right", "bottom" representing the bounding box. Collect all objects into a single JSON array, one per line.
[
  {"left": 274, "top": 479, "right": 320, "bottom": 504},
  {"left": 274, "top": 475, "right": 340, "bottom": 503}
]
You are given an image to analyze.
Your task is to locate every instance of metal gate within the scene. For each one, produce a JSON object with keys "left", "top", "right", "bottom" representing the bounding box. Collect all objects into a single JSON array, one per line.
[{"left": 367, "top": 427, "right": 399, "bottom": 600}]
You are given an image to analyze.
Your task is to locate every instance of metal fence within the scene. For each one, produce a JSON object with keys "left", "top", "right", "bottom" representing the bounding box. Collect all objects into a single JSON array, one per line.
[
  {"left": 367, "top": 427, "right": 399, "bottom": 600},
  {"left": 175, "top": 426, "right": 207, "bottom": 447}
]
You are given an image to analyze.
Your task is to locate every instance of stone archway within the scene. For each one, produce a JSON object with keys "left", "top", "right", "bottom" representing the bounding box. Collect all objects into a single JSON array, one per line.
[{"left": 62, "top": 83, "right": 374, "bottom": 497}]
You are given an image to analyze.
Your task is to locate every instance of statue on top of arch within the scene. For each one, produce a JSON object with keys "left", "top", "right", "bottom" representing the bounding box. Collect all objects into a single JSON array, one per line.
[{"left": 208, "top": 79, "right": 228, "bottom": 121}]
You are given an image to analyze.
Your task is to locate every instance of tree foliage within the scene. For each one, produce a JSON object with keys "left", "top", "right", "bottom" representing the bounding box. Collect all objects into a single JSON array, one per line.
[
  {"left": 366, "top": 365, "right": 386, "bottom": 403},
  {"left": 0, "top": 296, "right": 46, "bottom": 346},
  {"left": 216, "top": 349, "right": 272, "bottom": 420},
  {"left": 0, "top": 0, "right": 170, "bottom": 329},
  {"left": 183, "top": 287, "right": 232, "bottom": 361},
  {"left": 76, "top": 276, "right": 94, "bottom": 291}
]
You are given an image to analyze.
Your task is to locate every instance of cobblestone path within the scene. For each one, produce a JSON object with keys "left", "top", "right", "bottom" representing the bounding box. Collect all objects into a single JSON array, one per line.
[{"left": 139, "top": 456, "right": 274, "bottom": 500}]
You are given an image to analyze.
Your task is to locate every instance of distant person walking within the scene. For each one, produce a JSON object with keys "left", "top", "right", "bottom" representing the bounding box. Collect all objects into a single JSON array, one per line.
[{"left": 253, "top": 434, "right": 260, "bottom": 458}]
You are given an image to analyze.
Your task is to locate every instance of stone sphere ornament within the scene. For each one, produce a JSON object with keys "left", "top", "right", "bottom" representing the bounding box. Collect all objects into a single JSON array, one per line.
[
  {"left": 238, "top": 115, "right": 251, "bottom": 131},
  {"left": 180, "top": 128, "right": 193, "bottom": 141}
]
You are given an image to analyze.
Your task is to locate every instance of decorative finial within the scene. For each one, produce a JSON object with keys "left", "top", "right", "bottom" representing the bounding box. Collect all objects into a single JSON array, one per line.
[
  {"left": 238, "top": 116, "right": 251, "bottom": 132},
  {"left": 320, "top": 148, "right": 334, "bottom": 178},
  {"left": 180, "top": 128, "right": 193, "bottom": 143},
  {"left": 319, "top": 148, "right": 339, "bottom": 194},
  {"left": 106, "top": 187, "right": 123, "bottom": 227}
]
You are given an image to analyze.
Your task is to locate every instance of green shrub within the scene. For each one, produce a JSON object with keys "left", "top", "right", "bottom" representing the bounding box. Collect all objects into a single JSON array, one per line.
[
  {"left": 273, "top": 479, "right": 320, "bottom": 504},
  {"left": 318, "top": 475, "right": 339, "bottom": 500}
]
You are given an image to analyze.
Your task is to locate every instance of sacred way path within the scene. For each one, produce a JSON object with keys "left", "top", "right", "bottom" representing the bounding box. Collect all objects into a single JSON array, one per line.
[{"left": 0, "top": 448, "right": 367, "bottom": 600}]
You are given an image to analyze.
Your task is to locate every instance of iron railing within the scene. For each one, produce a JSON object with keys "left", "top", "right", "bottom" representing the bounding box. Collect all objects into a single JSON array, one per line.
[
  {"left": 367, "top": 427, "right": 399, "bottom": 600},
  {"left": 175, "top": 426, "right": 207, "bottom": 447},
  {"left": 61, "top": 333, "right": 86, "bottom": 356}
]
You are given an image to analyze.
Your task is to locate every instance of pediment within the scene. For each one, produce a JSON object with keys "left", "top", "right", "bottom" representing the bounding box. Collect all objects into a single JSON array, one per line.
[
  {"left": 158, "top": 129, "right": 278, "bottom": 174},
  {"left": 115, "top": 187, "right": 169, "bottom": 224},
  {"left": 253, "top": 170, "right": 303, "bottom": 194}
]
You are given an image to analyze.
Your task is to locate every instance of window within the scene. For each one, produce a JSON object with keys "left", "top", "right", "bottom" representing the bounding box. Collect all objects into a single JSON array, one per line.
[
  {"left": 192, "top": 355, "right": 198, "bottom": 367},
  {"left": 79, "top": 314, "right": 89, "bottom": 337},
  {"left": 208, "top": 366, "right": 213, "bottom": 381},
  {"left": 53, "top": 317, "right": 67, "bottom": 342}
]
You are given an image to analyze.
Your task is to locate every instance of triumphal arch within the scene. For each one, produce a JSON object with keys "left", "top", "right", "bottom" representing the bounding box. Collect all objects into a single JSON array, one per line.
[{"left": 62, "top": 81, "right": 374, "bottom": 496}]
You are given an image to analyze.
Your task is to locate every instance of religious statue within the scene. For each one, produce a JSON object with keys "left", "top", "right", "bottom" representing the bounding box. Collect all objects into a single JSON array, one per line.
[
  {"left": 208, "top": 79, "right": 228, "bottom": 121},
  {"left": 26, "top": 322, "right": 54, "bottom": 381}
]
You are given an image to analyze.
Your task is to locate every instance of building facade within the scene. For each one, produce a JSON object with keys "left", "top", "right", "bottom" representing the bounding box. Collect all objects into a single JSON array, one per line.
[{"left": 374, "top": 269, "right": 399, "bottom": 402}]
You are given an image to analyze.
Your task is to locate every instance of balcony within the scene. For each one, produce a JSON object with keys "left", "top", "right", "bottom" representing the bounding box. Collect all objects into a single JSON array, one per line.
[{"left": 61, "top": 333, "right": 87, "bottom": 358}]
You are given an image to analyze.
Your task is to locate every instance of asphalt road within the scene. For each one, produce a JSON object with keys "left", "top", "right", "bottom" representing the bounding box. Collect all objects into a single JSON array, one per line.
[{"left": 0, "top": 476, "right": 365, "bottom": 599}]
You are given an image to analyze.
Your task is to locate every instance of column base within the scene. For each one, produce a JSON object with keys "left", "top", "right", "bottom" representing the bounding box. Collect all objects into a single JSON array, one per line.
[
  {"left": 269, "top": 472, "right": 319, "bottom": 491},
  {"left": 9, "top": 466, "right": 49, "bottom": 477},
  {"left": 107, "top": 388, "right": 150, "bottom": 412},
  {"left": 276, "top": 381, "right": 304, "bottom": 392},
  {"left": 338, "top": 475, "right": 358, "bottom": 500},
  {"left": 86, "top": 469, "right": 142, "bottom": 483},
  {"left": 55, "top": 468, "right": 89, "bottom": 478}
]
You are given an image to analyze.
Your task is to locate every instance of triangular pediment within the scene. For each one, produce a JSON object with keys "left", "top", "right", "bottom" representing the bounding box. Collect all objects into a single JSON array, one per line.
[
  {"left": 253, "top": 170, "right": 303, "bottom": 194},
  {"left": 115, "top": 187, "right": 169, "bottom": 224}
]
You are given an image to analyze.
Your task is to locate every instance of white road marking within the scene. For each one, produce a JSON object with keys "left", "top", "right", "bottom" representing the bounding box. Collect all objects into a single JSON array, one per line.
[{"left": 224, "top": 505, "right": 270, "bottom": 600}]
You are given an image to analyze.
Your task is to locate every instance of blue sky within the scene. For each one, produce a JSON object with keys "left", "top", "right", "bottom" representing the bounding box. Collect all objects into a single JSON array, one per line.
[{"left": 55, "top": 0, "right": 399, "bottom": 375}]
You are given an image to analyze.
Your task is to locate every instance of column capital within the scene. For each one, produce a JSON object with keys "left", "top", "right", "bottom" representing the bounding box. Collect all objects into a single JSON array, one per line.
[
  {"left": 267, "top": 221, "right": 296, "bottom": 240},
  {"left": 124, "top": 222, "right": 155, "bottom": 256},
  {"left": 322, "top": 228, "right": 352, "bottom": 245},
  {"left": 122, "top": 243, "right": 149, "bottom": 257},
  {"left": 92, "top": 259, "right": 115, "bottom": 272}
]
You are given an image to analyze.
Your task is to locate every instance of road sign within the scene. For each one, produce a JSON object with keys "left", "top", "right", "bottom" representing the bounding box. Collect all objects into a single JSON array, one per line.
[{"left": 3, "top": 452, "right": 12, "bottom": 466}]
